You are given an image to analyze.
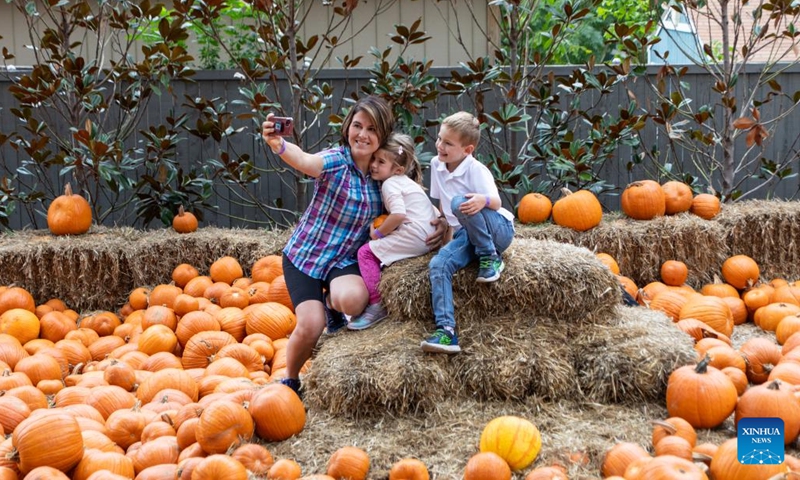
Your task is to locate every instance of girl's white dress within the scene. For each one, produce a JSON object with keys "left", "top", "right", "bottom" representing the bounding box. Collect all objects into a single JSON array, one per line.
[{"left": 369, "top": 175, "right": 438, "bottom": 266}]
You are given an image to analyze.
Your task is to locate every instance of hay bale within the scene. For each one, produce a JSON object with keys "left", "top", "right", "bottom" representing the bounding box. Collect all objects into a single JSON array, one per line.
[
  {"left": 0, "top": 226, "right": 290, "bottom": 311},
  {"left": 304, "top": 320, "right": 457, "bottom": 418},
  {"left": 716, "top": 200, "right": 800, "bottom": 282},
  {"left": 457, "top": 317, "right": 577, "bottom": 401},
  {"left": 515, "top": 212, "right": 730, "bottom": 288},
  {"left": 380, "top": 238, "right": 622, "bottom": 330},
  {"left": 572, "top": 305, "right": 695, "bottom": 404},
  {"left": 268, "top": 396, "right": 671, "bottom": 479}
]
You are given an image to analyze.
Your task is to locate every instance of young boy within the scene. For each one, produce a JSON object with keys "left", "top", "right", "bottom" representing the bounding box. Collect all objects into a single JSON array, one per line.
[{"left": 421, "top": 112, "right": 516, "bottom": 354}]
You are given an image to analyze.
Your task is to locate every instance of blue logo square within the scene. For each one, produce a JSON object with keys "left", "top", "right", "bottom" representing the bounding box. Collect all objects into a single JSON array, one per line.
[{"left": 738, "top": 417, "right": 784, "bottom": 464}]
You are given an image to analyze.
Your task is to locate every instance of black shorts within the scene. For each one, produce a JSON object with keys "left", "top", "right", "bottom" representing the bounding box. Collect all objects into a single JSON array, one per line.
[{"left": 282, "top": 254, "right": 361, "bottom": 307}]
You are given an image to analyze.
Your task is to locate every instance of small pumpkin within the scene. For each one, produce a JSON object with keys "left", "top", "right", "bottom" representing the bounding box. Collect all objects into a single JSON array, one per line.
[
  {"left": 621, "top": 180, "right": 665, "bottom": 220},
  {"left": 463, "top": 452, "right": 511, "bottom": 480},
  {"left": 551, "top": 188, "right": 603, "bottom": 232},
  {"left": 251, "top": 255, "right": 284, "bottom": 284},
  {"left": 389, "top": 458, "right": 429, "bottom": 480},
  {"left": 47, "top": 183, "right": 92, "bottom": 235},
  {"left": 327, "top": 446, "right": 370, "bottom": 480},
  {"left": 690, "top": 193, "right": 721, "bottom": 219},
  {"left": 601, "top": 442, "right": 650, "bottom": 478},
  {"left": 710, "top": 438, "right": 788, "bottom": 479},
  {"left": 209, "top": 256, "right": 244, "bottom": 285},
  {"left": 267, "top": 458, "right": 302, "bottom": 479},
  {"left": 172, "top": 205, "right": 198, "bottom": 234},
  {"left": 660, "top": 260, "right": 688, "bottom": 287},
  {"left": 661, "top": 181, "right": 693, "bottom": 214},
  {"left": 517, "top": 193, "right": 552, "bottom": 224},
  {"left": 372, "top": 214, "right": 389, "bottom": 229}
]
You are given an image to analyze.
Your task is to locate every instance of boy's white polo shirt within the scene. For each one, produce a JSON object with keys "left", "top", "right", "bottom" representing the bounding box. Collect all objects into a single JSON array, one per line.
[{"left": 430, "top": 154, "right": 515, "bottom": 230}]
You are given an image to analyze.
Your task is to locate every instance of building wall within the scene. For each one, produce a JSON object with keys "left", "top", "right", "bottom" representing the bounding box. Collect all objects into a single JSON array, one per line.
[{"left": 0, "top": 0, "right": 491, "bottom": 69}]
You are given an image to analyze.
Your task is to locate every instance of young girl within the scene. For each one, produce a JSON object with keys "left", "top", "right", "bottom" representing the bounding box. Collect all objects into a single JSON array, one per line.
[{"left": 348, "top": 133, "right": 440, "bottom": 330}]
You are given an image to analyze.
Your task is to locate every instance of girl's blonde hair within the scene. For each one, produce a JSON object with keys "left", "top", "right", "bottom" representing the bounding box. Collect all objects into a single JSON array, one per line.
[{"left": 381, "top": 133, "right": 423, "bottom": 184}]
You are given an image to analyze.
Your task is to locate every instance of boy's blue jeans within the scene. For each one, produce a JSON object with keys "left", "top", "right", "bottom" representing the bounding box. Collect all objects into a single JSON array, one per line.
[{"left": 429, "top": 195, "right": 515, "bottom": 330}]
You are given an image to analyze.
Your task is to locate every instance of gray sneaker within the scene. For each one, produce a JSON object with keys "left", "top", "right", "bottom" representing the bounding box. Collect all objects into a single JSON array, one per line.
[{"left": 347, "top": 303, "right": 389, "bottom": 331}]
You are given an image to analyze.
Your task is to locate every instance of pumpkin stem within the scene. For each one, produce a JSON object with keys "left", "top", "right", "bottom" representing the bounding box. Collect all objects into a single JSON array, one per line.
[
  {"left": 691, "top": 451, "right": 714, "bottom": 463},
  {"left": 64, "top": 183, "right": 73, "bottom": 196},
  {"left": 178, "top": 205, "right": 186, "bottom": 217},
  {"left": 651, "top": 419, "right": 677, "bottom": 434},
  {"left": 161, "top": 413, "right": 175, "bottom": 427},
  {"left": 72, "top": 362, "right": 85, "bottom": 375},
  {"left": 767, "top": 379, "right": 783, "bottom": 390},
  {"left": 695, "top": 354, "right": 711, "bottom": 374},
  {"left": 560, "top": 187, "right": 573, "bottom": 197}
]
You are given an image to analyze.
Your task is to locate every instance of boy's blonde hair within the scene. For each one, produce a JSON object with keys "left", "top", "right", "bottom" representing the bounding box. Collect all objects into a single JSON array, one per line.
[
  {"left": 442, "top": 111, "right": 480, "bottom": 148},
  {"left": 381, "top": 133, "right": 423, "bottom": 184}
]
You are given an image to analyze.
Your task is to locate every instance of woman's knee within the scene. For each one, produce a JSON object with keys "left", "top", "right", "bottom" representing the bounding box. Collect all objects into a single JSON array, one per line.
[{"left": 329, "top": 280, "right": 369, "bottom": 315}]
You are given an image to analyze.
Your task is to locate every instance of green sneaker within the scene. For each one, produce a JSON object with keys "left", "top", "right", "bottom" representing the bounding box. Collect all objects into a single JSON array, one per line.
[
  {"left": 420, "top": 328, "right": 461, "bottom": 354},
  {"left": 476, "top": 254, "right": 504, "bottom": 283}
]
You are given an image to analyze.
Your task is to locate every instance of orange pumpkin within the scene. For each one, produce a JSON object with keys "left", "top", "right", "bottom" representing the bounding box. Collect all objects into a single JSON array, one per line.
[
  {"left": 551, "top": 188, "right": 603, "bottom": 232},
  {"left": 327, "top": 446, "right": 370, "bottom": 480},
  {"left": 463, "top": 452, "right": 511, "bottom": 480},
  {"left": 389, "top": 458, "right": 429, "bottom": 480},
  {"left": 267, "top": 458, "right": 302, "bottom": 479},
  {"left": 244, "top": 302, "right": 297, "bottom": 341},
  {"left": 209, "top": 256, "right": 244, "bottom": 285},
  {"left": 666, "top": 356, "right": 738, "bottom": 428},
  {"left": 689, "top": 193, "right": 721, "bottom": 219},
  {"left": 249, "top": 383, "right": 306, "bottom": 442},
  {"left": 661, "top": 181, "right": 693, "bottom": 214},
  {"left": 372, "top": 214, "right": 389, "bottom": 229},
  {"left": 517, "top": 193, "right": 552, "bottom": 224},
  {"left": 721, "top": 255, "right": 759, "bottom": 290},
  {"left": 47, "top": 183, "right": 92, "bottom": 235},
  {"left": 251, "top": 255, "right": 284, "bottom": 284},
  {"left": 735, "top": 379, "right": 800, "bottom": 443},
  {"left": 172, "top": 205, "right": 198, "bottom": 233},
  {"left": 621, "top": 180, "right": 666, "bottom": 220},
  {"left": 601, "top": 442, "right": 650, "bottom": 478},
  {"left": 660, "top": 260, "right": 688, "bottom": 287},
  {"left": 195, "top": 401, "right": 254, "bottom": 454},
  {"left": 0, "top": 309, "right": 40, "bottom": 345},
  {"left": 13, "top": 410, "right": 84, "bottom": 474},
  {"left": 192, "top": 454, "right": 248, "bottom": 480},
  {"left": 710, "top": 438, "right": 788, "bottom": 479}
]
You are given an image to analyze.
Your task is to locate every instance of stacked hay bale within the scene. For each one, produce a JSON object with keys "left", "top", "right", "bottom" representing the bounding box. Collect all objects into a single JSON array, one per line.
[
  {"left": 716, "top": 200, "right": 800, "bottom": 282},
  {"left": 0, "top": 226, "right": 290, "bottom": 311},
  {"left": 306, "top": 238, "right": 695, "bottom": 418},
  {"left": 516, "top": 212, "right": 729, "bottom": 288}
]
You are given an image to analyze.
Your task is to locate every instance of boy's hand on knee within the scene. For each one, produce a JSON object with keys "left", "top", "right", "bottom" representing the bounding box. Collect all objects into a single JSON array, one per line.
[{"left": 461, "top": 193, "right": 487, "bottom": 215}]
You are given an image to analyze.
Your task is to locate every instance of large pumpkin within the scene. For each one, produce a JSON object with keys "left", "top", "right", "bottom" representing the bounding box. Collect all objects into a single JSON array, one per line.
[
  {"left": 12, "top": 410, "right": 84, "bottom": 474},
  {"left": 47, "top": 183, "right": 92, "bottom": 235},
  {"left": 710, "top": 438, "right": 788, "bottom": 480},
  {"left": 248, "top": 383, "right": 306, "bottom": 442},
  {"left": 479, "top": 415, "right": 541, "bottom": 471},
  {"left": 517, "top": 193, "right": 552, "bottom": 224},
  {"left": 621, "top": 180, "right": 666, "bottom": 220},
  {"left": 666, "top": 356, "right": 738, "bottom": 429},
  {"left": 735, "top": 379, "right": 800, "bottom": 444},
  {"left": 551, "top": 188, "right": 603, "bottom": 232}
]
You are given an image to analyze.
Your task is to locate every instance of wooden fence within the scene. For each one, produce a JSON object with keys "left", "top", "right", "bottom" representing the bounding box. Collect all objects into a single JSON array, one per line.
[{"left": 2, "top": 64, "right": 800, "bottom": 230}]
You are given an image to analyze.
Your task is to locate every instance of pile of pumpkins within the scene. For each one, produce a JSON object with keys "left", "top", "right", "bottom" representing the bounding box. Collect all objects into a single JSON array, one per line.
[
  {"left": 598, "top": 251, "right": 800, "bottom": 479},
  {"left": 518, "top": 180, "right": 722, "bottom": 230},
  {"left": 0, "top": 253, "right": 556, "bottom": 479}
]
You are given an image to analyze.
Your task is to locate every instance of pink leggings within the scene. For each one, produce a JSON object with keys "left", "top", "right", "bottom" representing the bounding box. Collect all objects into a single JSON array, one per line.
[{"left": 357, "top": 243, "right": 382, "bottom": 305}]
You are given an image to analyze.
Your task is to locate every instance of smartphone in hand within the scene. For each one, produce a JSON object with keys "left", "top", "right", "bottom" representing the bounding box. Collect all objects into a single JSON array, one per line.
[{"left": 271, "top": 117, "right": 294, "bottom": 136}]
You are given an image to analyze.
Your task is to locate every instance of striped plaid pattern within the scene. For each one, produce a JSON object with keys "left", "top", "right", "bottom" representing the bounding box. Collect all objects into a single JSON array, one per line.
[{"left": 283, "top": 146, "right": 383, "bottom": 280}]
